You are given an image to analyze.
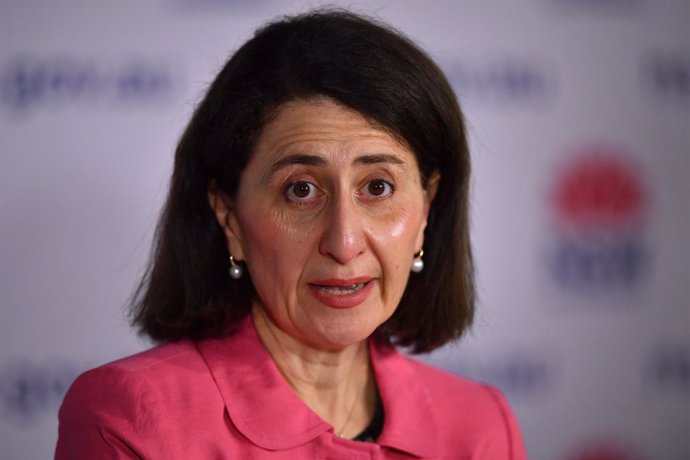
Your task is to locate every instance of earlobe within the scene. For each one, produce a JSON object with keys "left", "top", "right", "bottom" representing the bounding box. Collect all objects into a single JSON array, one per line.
[{"left": 207, "top": 182, "right": 245, "bottom": 260}]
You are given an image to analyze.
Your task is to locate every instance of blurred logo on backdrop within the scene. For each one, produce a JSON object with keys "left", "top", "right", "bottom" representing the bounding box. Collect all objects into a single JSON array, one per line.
[
  {"left": 432, "top": 349, "right": 557, "bottom": 399},
  {"left": 0, "top": 55, "right": 178, "bottom": 117},
  {"left": 645, "top": 342, "right": 689, "bottom": 394},
  {"left": 170, "top": 0, "right": 272, "bottom": 8},
  {"left": 546, "top": 145, "right": 650, "bottom": 294},
  {"left": 640, "top": 52, "right": 690, "bottom": 105},
  {"left": 442, "top": 58, "right": 556, "bottom": 106},
  {"left": 545, "top": 0, "right": 645, "bottom": 14},
  {"left": 0, "top": 358, "right": 80, "bottom": 426},
  {"left": 566, "top": 439, "right": 646, "bottom": 460}
]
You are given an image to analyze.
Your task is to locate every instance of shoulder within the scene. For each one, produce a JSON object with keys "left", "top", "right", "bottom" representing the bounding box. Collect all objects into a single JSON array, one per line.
[
  {"left": 374, "top": 346, "right": 527, "bottom": 459},
  {"left": 59, "top": 340, "right": 202, "bottom": 418},
  {"left": 60, "top": 339, "right": 213, "bottom": 415},
  {"left": 410, "top": 356, "right": 527, "bottom": 459},
  {"left": 56, "top": 340, "right": 218, "bottom": 458},
  {"left": 406, "top": 354, "right": 509, "bottom": 410},
  {"left": 375, "top": 344, "right": 510, "bottom": 415},
  {"left": 91, "top": 338, "right": 200, "bottom": 373},
  {"left": 63, "top": 340, "right": 203, "bottom": 403}
]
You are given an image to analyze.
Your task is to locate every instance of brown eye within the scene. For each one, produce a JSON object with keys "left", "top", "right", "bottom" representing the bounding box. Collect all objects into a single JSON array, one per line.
[
  {"left": 285, "top": 181, "right": 320, "bottom": 203},
  {"left": 366, "top": 179, "right": 393, "bottom": 197},
  {"left": 293, "top": 182, "right": 311, "bottom": 198}
]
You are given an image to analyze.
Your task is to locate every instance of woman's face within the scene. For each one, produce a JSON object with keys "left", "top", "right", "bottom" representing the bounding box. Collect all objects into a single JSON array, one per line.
[{"left": 218, "top": 98, "right": 437, "bottom": 351}]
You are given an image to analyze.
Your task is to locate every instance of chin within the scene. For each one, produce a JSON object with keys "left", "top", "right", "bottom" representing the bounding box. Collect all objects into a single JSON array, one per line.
[{"left": 306, "top": 309, "right": 387, "bottom": 351}]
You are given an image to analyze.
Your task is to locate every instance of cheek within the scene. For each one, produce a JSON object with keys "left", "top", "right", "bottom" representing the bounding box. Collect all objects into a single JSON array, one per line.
[
  {"left": 369, "top": 204, "right": 425, "bottom": 273},
  {"left": 373, "top": 203, "right": 423, "bottom": 246},
  {"left": 242, "top": 207, "right": 309, "bottom": 249},
  {"left": 238, "top": 208, "right": 315, "bottom": 282}
]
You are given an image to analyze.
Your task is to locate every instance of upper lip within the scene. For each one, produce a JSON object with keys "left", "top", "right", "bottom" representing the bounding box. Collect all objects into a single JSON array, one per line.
[{"left": 308, "top": 276, "right": 374, "bottom": 287}]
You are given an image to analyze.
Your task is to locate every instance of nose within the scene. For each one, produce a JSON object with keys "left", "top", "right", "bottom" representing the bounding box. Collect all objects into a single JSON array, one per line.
[{"left": 318, "top": 194, "right": 367, "bottom": 264}]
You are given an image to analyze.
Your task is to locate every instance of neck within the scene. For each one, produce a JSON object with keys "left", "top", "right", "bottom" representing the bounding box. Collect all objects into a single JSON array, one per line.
[{"left": 252, "top": 306, "right": 377, "bottom": 439}]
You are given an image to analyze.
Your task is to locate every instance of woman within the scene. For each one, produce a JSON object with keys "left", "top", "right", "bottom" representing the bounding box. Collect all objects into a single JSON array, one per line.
[{"left": 56, "top": 10, "right": 526, "bottom": 459}]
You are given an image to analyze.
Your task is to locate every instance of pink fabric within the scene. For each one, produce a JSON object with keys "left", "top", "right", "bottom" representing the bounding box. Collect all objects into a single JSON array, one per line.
[{"left": 56, "top": 317, "right": 527, "bottom": 459}]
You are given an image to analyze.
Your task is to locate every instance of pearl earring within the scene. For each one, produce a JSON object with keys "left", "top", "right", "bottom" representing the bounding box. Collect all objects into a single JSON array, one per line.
[
  {"left": 228, "top": 255, "right": 243, "bottom": 279},
  {"left": 411, "top": 250, "right": 424, "bottom": 273}
]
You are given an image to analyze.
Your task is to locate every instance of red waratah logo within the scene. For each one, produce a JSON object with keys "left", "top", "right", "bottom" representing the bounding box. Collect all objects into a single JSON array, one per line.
[
  {"left": 546, "top": 145, "right": 650, "bottom": 290},
  {"left": 551, "top": 146, "right": 646, "bottom": 229}
]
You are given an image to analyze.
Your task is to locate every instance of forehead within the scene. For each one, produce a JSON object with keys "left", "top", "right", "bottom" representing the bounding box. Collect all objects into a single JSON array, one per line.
[{"left": 253, "top": 98, "right": 412, "bottom": 161}]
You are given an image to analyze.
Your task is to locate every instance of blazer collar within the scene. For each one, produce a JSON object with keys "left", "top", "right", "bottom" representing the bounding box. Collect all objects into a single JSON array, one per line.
[
  {"left": 196, "top": 316, "right": 439, "bottom": 457},
  {"left": 196, "top": 316, "right": 329, "bottom": 450}
]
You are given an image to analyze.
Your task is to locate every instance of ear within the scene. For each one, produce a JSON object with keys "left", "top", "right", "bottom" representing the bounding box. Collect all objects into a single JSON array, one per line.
[
  {"left": 423, "top": 170, "right": 440, "bottom": 216},
  {"left": 415, "top": 170, "right": 441, "bottom": 251},
  {"left": 207, "top": 181, "right": 246, "bottom": 260}
]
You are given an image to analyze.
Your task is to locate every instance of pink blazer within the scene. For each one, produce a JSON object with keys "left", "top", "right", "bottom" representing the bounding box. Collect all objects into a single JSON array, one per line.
[{"left": 56, "top": 317, "right": 527, "bottom": 459}]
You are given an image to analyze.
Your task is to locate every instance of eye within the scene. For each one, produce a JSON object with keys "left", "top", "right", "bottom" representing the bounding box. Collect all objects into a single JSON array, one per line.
[
  {"left": 361, "top": 179, "right": 394, "bottom": 198},
  {"left": 284, "top": 181, "right": 320, "bottom": 203}
]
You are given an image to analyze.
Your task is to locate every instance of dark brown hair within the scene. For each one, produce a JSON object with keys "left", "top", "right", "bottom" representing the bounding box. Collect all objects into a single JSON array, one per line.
[{"left": 130, "top": 9, "right": 474, "bottom": 353}]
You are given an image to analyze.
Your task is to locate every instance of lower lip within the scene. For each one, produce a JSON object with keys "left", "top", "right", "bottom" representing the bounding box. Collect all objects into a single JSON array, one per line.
[{"left": 308, "top": 281, "right": 375, "bottom": 309}]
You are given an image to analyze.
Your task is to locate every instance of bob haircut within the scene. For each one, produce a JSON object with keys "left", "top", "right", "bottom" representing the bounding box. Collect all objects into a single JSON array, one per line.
[{"left": 131, "top": 9, "right": 474, "bottom": 354}]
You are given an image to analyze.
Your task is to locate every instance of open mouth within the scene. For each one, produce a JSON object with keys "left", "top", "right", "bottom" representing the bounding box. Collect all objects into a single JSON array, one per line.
[
  {"left": 307, "top": 278, "right": 375, "bottom": 308},
  {"left": 310, "top": 281, "right": 369, "bottom": 296}
]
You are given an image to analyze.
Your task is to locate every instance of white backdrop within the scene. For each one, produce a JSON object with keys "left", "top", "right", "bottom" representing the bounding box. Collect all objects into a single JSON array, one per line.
[{"left": 1, "top": 1, "right": 688, "bottom": 459}]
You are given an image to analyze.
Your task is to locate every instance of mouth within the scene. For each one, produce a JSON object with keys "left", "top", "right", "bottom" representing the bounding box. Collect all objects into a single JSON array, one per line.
[
  {"left": 307, "top": 277, "right": 375, "bottom": 308},
  {"left": 309, "top": 281, "right": 370, "bottom": 296}
]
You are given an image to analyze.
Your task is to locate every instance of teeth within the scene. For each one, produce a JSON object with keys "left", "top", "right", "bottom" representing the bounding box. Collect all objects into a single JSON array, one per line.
[{"left": 315, "top": 282, "right": 365, "bottom": 295}]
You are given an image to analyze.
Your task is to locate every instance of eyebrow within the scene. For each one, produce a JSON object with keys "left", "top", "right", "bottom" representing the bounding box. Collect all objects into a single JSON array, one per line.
[
  {"left": 268, "top": 152, "right": 405, "bottom": 176},
  {"left": 269, "top": 154, "right": 328, "bottom": 175},
  {"left": 354, "top": 154, "right": 405, "bottom": 166},
  {"left": 264, "top": 152, "right": 407, "bottom": 184}
]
